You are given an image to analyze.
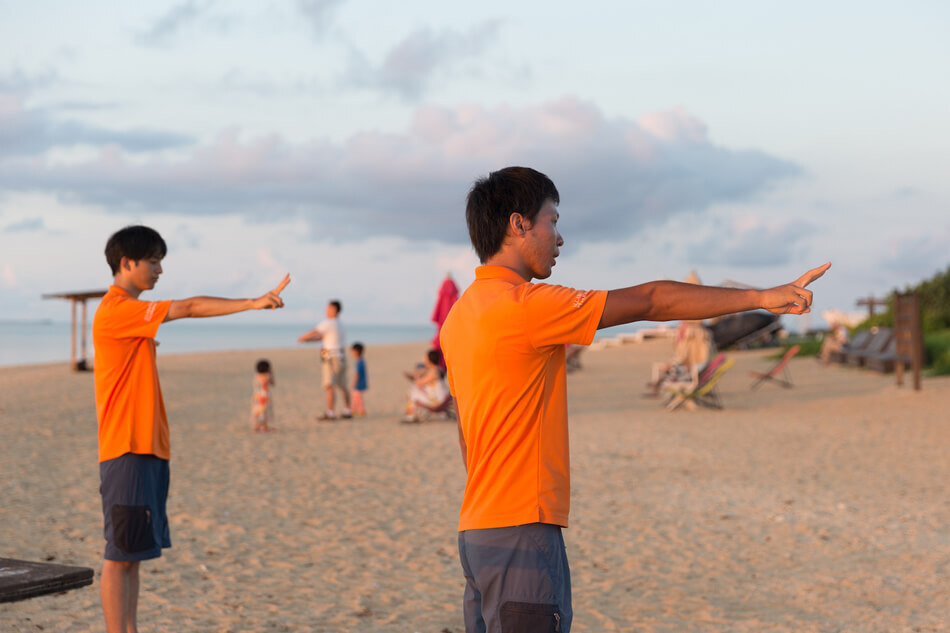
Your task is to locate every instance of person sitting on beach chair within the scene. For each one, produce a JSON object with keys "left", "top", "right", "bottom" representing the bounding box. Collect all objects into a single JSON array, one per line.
[
  {"left": 403, "top": 349, "right": 453, "bottom": 423},
  {"left": 646, "top": 319, "right": 714, "bottom": 396}
]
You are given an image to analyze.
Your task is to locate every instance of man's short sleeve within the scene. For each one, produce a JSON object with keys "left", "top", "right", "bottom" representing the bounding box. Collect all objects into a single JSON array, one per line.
[
  {"left": 523, "top": 284, "right": 608, "bottom": 349},
  {"left": 102, "top": 297, "right": 171, "bottom": 340}
]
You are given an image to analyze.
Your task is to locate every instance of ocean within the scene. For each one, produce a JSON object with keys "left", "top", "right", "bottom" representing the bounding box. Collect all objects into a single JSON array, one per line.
[
  {"left": 0, "top": 320, "right": 653, "bottom": 368},
  {"left": 0, "top": 321, "right": 437, "bottom": 368}
]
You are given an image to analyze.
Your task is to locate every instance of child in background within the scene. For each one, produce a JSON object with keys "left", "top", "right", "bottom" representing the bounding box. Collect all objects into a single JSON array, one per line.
[
  {"left": 350, "top": 342, "right": 368, "bottom": 417},
  {"left": 252, "top": 359, "right": 275, "bottom": 432}
]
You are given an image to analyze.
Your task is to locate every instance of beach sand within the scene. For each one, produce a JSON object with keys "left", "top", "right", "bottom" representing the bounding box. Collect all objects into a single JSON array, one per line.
[{"left": 2, "top": 339, "right": 948, "bottom": 632}]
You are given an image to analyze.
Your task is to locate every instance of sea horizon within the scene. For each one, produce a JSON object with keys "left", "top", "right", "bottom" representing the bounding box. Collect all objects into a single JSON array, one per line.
[{"left": 0, "top": 319, "right": 657, "bottom": 368}]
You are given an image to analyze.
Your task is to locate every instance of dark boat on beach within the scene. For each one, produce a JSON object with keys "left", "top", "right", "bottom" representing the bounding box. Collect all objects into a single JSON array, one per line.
[{"left": 709, "top": 311, "right": 782, "bottom": 349}]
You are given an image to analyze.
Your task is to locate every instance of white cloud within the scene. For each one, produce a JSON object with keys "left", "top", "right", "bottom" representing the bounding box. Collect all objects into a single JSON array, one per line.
[
  {"left": 0, "top": 97, "right": 798, "bottom": 247},
  {"left": 136, "top": 0, "right": 208, "bottom": 47},
  {"left": 343, "top": 20, "right": 504, "bottom": 99},
  {"left": 2, "top": 263, "right": 15, "bottom": 287},
  {"left": 687, "top": 216, "right": 817, "bottom": 267},
  {"left": 297, "top": 0, "right": 346, "bottom": 38}
]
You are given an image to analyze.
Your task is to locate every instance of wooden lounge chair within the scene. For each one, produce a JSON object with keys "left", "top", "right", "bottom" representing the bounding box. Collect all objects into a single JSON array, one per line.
[
  {"left": 846, "top": 328, "right": 893, "bottom": 367},
  {"left": 665, "top": 356, "right": 735, "bottom": 411},
  {"left": 830, "top": 329, "right": 869, "bottom": 364},
  {"left": 0, "top": 558, "right": 93, "bottom": 603},
  {"left": 864, "top": 337, "right": 911, "bottom": 373},
  {"left": 749, "top": 344, "right": 800, "bottom": 389}
]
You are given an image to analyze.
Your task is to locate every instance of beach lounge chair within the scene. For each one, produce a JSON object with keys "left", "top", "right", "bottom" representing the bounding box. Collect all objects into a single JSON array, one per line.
[
  {"left": 664, "top": 356, "right": 734, "bottom": 411},
  {"left": 0, "top": 558, "right": 94, "bottom": 603},
  {"left": 830, "top": 329, "right": 871, "bottom": 364},
  {"left": 846, "top": 328, "right": 893, "bottom": 367},
  {"left": 864, "top": 336, "right": 910, "bottom": 373},
  {"left": 749, "top": 344, "right": 800, "bottom": 389},
  {"left": 415, "top": 394, "right": 456, "bottom": 421}
]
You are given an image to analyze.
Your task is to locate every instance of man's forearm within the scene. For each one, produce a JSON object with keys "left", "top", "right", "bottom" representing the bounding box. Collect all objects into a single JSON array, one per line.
[
  {"left": 166, "top": 296, "right": 254, "bottom": 321},
  {"left": 599, "top": 282, "right": 761, "bottom": 329}
]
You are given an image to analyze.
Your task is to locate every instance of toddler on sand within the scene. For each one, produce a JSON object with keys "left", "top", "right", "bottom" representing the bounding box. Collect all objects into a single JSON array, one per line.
[{"left": 252, "top": 359, "right": 275, "bottom": 432}]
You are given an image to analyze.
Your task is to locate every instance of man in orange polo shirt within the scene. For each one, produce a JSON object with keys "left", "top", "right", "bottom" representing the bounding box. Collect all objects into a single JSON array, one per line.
[
  {"left": 93, "top": 225, "right": 290, "bottom": 633},
  {"left": 440, "top": 166, "right": 830, "bottom": 633}
]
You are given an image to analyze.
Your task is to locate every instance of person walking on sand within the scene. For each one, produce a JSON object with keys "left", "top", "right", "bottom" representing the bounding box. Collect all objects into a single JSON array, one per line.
[
  {"left": 297, "top": 300, "right": 352, "bottom": 420},
  {"left": 439, "top": 166, "right": 831, "bottom": 633},
  {"left": 92, "top": 225, "right": 289, "bottom": 633}
]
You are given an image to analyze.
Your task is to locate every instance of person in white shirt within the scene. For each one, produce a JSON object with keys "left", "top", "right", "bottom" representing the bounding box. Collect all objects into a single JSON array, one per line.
[{"left": 298, "top": 300, "right": 352, "bottom": 420}]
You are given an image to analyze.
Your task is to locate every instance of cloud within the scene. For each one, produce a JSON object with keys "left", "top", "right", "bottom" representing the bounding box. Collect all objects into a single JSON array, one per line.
[
  {"left": 344, "top": 20, "right": 504, "bottom": 99},
  {"left": 0, "top": 97, "right": 799, "bottom": 245},
  {"left": 3, "top": 217, "right": 46, "bottom": 233},
  {"left": 2, "top": 264, "right": 15, "bottom": 287},
  {"left": 881, "top": 230, "right": 950, "bottom": 280},
  {"left": 0, "top": 91, "right": 193, "bottom": 157},
  {"left": 297, "top": 0, "right": 346, "bottom": 38},
  {"left": 686, "top": 217, "right": 817, "bottom": 267},
  {"left": 136, "top": 1, "right": 208, "bottom": 47},
  {"left": 0, "top": 68, "right": 59, "bottom": 93}
]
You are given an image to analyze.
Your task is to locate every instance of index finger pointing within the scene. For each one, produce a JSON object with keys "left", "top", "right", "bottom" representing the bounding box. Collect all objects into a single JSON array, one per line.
[
  {"left": 275, "top": 273, "right": 291, "bottom": 294},
  {"left": 795, "top": 262, "right": 831, "bottom": 289}
]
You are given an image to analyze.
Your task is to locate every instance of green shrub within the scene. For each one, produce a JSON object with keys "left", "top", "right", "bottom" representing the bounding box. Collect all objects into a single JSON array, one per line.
[
  {"left": 853, "top": 263, "right": 950, "bottom": 371},
  {"left": 924, "top": 329, "right": 950, "bottom": 376}
]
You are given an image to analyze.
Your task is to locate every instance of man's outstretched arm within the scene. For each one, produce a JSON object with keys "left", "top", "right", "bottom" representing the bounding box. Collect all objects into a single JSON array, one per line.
[
  {"left": 598, "top": 263, "right": 830, "bottom": 330},
  {"left": 165, "top": 274, "right": 290, "bottom": 322}
]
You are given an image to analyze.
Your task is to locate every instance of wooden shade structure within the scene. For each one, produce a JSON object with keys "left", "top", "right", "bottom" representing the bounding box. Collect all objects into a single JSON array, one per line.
[{"left": 41, "top": 289, "right": 107, "bottom": 371}]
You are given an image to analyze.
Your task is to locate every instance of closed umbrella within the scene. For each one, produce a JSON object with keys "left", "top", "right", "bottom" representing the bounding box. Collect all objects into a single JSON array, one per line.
[{"left": 430, "top": 274, "right": 459, "bottom": 363}]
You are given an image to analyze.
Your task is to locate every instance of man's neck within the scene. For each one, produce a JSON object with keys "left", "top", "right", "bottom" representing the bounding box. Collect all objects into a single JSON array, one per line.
[
  {"left": 484, "top": 251, "right": 533, "bottom": 282},
  {"left": 113, "top": 277, "right": 143, "bottom": 299}
]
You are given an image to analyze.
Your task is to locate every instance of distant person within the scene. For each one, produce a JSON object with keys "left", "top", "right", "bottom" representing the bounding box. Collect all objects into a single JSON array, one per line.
[
  {"left": 402, "top": 349, "right": 451, "bottom": 423},
  {"left": 297, "top": 300, "right": 352, "bottom": 420},
  {"left": 92, "top": 225, "right": 289, "bottom": 633},
  {"left": 646, "top": 319, "right": 714, "bottom": 396},
  {"left": 251, "top": 359, "right": 275, "bottom": 433},
  {"left": 439, "top": 166, "right": 830, "bottom": 633},
  {"left": 350, "top": 342, "right": 368, "bottom": 417},
  {"left": 819, "top": 323, "right": 849, "bottom": 364}
]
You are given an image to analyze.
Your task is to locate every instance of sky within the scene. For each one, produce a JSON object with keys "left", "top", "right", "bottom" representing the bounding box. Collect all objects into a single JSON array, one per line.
[{"left": 1, "top": 0, "right": 948, "bottom": 330}]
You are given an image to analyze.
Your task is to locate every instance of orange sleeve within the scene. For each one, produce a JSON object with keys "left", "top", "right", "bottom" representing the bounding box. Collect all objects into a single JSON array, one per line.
[
  {"left": 522, "top": 285, "right": 608, "bottom": 349},
  {"left": 99, "top": 297, "right": 171, "bottom": 340}
]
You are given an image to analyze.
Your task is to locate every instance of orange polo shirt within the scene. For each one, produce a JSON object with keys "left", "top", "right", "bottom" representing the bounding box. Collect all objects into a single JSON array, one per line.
[
  {"left": 93, "top": 285, "right": 172, "bottom": 463},
  {"left": 440, "top": 265, "right": 607, "bottom": 531}
]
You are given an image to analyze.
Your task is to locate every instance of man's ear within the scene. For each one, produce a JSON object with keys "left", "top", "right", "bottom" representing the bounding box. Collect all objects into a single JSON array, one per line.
[
  {"left": 509, "top": 212, "right": 526, "bottom": 237},
  {"left": 119, "top": 256, "right": 135, "bottom": 272}
]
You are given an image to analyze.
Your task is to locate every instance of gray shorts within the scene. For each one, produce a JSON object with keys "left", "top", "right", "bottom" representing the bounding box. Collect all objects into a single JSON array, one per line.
[
  {"left": 321, "top": 354, "right": 347, "bottom": 389},
  {"left": 100, "top": 453, "right": 171, "bottom": 562},
  {"left": 458, "top": 523, "right": 572, "bottom": 633}
]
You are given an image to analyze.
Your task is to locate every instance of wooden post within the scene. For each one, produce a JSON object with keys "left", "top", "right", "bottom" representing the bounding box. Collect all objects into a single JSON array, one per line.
[
  {"left": 41, "top": 290, "right": 108, "bottom": 371},
  {"left": 80, "top": 299, "right": 89, "bottom": 371},
  {"left": 894, "top": 292, "right": 923, "bottom": 390},
  {"left": 856, "top": 295, "right": 885, "bottom": 319},
  {"left": 70, "top": 299, "right": 77, "bottom": 371}
]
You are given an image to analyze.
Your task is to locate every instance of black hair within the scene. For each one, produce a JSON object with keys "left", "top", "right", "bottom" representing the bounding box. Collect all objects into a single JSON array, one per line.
[
  {"left": 351, "top": 342, "right": 364, "bottom": 356},
  {"left": 104, "top": 225, "right": 167, "bottom": 275},
  {"left": 426, "top": 349, "right": 441, "bottom": 366},
  {"left": 256, "top": 359, "right": 271, "bottom": 373},
  {"left": 329, "top": 300, "right": 342, "bottom": 314},
  {"left": 465, "top": 166, "right": 560, "bottom": 263}
]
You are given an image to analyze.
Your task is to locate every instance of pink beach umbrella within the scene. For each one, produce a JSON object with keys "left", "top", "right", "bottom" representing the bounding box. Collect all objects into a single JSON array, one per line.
[{"left": 430, "top": 275, "right": 459, "bottom": 361}]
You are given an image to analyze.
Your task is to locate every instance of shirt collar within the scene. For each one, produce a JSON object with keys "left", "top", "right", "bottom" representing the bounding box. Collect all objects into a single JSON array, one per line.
[
  {"left": 475, "top": 265, "right": 529, "bottom": 285},
  {"left": 109, "top": 284, "right": 131, "bottom": 297}
]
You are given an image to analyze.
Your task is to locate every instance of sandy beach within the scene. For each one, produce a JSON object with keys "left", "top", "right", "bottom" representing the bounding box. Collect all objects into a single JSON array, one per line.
[{"left": 2, "top": 338, "right": 948, "bottom": 632}]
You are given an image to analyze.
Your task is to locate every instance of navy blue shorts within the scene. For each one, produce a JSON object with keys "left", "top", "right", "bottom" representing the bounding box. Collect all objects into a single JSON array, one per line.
[
  {"left": 99, "top": 453, "right": 171, "bottom": 562},
  {"left": 458, "top": 523, "right": 572, "bottom": 633}
]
